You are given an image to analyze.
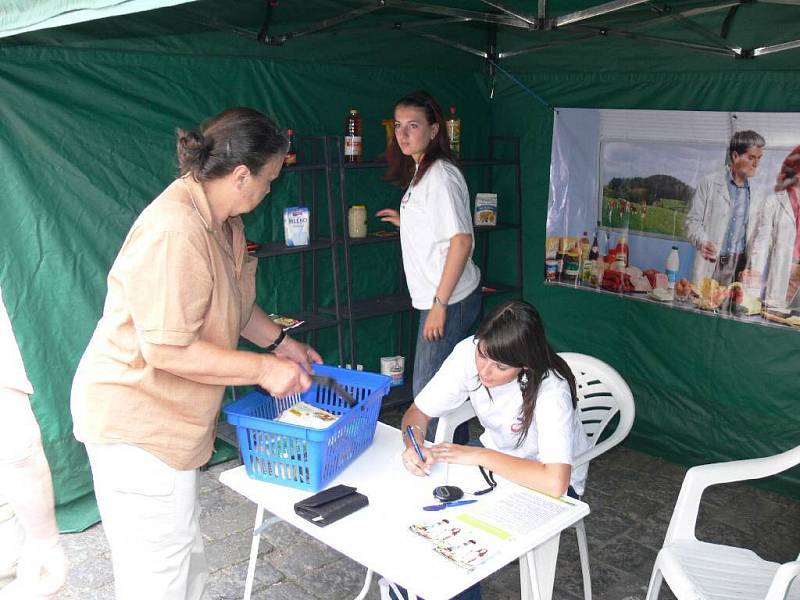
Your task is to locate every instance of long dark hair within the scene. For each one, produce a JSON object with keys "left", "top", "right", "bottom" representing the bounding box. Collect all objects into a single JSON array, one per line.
[
  {"left": 176, "top": 107, "right": 289, "bottom": 181},
  {"left": 383, "top": 90, "right": 458, "bottom": 188},
  {"left": 475, "top": 300, "right": 578, "bottom": 447}
]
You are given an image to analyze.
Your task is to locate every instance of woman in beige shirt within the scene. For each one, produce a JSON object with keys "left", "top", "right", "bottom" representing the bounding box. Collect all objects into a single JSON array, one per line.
[{"left": 71, "top": 107, "right": 319, "bottom": 600}]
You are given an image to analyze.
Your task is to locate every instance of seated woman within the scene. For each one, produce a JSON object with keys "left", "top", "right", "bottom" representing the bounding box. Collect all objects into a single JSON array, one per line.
[
  {"left": 391, "top": 300, "right": 590, "bottom": 600},
  {"left": 401, "top": 299, "right": 591, "bottom": 500}
]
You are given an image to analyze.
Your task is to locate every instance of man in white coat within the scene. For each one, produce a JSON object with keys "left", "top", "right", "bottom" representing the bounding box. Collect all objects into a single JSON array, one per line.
[{"left": 685, "top": 130, "right": 766, "bottom": 306}]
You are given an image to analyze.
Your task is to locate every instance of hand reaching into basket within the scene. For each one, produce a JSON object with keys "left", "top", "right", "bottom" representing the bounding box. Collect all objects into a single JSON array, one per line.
[{"left": 260, "top": 354, "right": 312, "bottom": 397}]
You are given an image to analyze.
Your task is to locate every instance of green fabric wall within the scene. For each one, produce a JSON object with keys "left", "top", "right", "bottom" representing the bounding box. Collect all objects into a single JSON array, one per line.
[
  {"left": 0, "top": 44, "right": 490, "bottom": 530},
  {"left": 489, "top": 70, "right": 799, "bottom": 498}
]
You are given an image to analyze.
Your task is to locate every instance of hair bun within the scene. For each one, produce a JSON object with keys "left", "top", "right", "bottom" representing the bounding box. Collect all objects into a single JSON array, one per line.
[{"left": 176, "top": 128, "right": 209, "bottom": 174}]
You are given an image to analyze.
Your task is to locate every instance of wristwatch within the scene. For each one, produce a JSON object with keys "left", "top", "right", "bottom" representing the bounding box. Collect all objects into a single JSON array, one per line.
[
  {"left": 265, "top": 329, "right": 286, "bottom": 353},
  {"left": 432, "top": 295, "right": 447, "bottom": 307}
]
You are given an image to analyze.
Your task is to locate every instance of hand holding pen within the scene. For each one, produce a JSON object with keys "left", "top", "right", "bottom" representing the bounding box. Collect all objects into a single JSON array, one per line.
[{"left": 403, "top": 424, "right": 432, "bottom": 476}]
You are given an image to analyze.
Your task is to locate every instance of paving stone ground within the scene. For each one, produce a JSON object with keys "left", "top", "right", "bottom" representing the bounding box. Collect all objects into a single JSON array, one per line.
[{"left": 58, "top": 406, "right": 799, "bottom": 600}]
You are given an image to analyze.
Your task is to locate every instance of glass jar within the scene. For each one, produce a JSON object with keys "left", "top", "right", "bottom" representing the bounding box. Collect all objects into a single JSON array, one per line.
[{"left": 348, "top": 204, "right": 368, "bottom": 239}]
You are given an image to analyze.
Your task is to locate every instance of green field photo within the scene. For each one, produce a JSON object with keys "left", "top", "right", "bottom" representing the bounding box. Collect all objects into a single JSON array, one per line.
[{"left": 601, "top": 195, "right": 688, "bottom": 238}]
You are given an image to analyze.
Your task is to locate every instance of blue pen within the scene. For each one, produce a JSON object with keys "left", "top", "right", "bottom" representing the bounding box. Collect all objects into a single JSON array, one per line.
[
  {"left": 422, "top": 499, "right": 478, "bottom": 511},
  {"left": 405, "top": 425, "right": 428, "bottom": 466}
]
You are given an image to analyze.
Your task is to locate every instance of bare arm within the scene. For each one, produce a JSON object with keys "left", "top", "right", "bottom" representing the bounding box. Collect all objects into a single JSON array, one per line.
[
  {"left": 423, "top": 233, "right": 473, "bottom": 341},
  {"left": 241, "top": 305, "right": 322, "bottom": 373},
  {"left": 0, "top": 390, "right": 67, "bottom": 598},
  {"left": 140, "top": 338, "right": 309, "bottom": 397},
  {"left": 428, "top": 443, "right": 571, "bottom": 497}
]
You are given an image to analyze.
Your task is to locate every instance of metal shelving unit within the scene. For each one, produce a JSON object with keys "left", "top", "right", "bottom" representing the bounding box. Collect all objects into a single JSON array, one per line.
[{"left": 252, "top": 135, "right": 346, "bottom": 362}]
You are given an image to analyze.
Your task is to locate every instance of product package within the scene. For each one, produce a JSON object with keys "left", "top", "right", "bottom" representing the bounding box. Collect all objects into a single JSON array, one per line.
[
  {"left": 473, "top": 193, "right": 497, "bottom": 226},
  {"left": 276, "top": 401, "right": 339, "bottom": 429},
  {"left": 380, "top": 356, "right": 405, "bottom": 387},
  {"left": 269, "top": 314, "right": 305, "bottom": 330},
  {"left": 283, "top": 206, "right": 310, "bottom": 246}
]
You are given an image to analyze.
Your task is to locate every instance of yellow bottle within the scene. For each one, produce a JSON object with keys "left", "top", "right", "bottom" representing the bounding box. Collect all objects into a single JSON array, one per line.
[{"left": 445, "top": 106, "right": 461, "bottom": 158}]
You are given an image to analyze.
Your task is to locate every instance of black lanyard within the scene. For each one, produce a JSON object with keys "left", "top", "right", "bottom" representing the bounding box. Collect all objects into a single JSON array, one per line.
[{"left": 473, "top": 466, "right": 497, "bottom": 496}]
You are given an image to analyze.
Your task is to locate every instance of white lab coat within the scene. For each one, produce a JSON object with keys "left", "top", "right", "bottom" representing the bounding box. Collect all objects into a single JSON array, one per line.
[
  {"left": 685, "top": 168, "right": 764, "bottom": 286},
  {"left": 749, "top": 189, "right": 799, "bottom": 310}
]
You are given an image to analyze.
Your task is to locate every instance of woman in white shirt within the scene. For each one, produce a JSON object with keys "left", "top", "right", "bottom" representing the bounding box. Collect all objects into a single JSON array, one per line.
[
  {"left": 401, "top": 299, "right": 590, "bottom": 498},
  {"left": 377, "top": 91, "right": 481, "bottom": 443}
]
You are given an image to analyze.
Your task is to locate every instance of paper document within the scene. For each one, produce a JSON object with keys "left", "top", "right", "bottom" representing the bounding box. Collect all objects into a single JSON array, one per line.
[
  {"left": 461, "top": 489, "right": 573, "bottom": 538},
  {"left": 408, "top": 488, "right": 575, "bottom": 570}
]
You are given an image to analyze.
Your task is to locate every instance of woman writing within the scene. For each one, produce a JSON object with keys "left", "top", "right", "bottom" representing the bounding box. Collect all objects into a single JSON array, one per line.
[
  {"left": 393, "top": 300, "right": 589, "bottom": 600},
  {"left": 377, "top": 91, "right": 481, "bottom": 440},
  {"left": 71, "top": 107, "right": 321, "bottom": 600},
  {"left": 401, "top": 300, "right": 590, "bottom": 499}
]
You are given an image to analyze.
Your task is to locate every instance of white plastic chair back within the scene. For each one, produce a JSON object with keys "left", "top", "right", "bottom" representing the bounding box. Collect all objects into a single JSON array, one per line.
[{"left": 558, "top": 352, "right": 636, "bottom": 468}]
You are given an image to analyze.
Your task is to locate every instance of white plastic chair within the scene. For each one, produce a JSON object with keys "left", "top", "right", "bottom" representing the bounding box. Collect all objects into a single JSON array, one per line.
[
  {"left": 645, "top": 444, "right": 800, "bottom": 600},
  {"left": 433, "top": 352, "right": 635, "bottom": 600}
]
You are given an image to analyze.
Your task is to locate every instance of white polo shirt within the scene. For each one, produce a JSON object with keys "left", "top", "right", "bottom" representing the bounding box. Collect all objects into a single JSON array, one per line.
[
  {"left": 415, "top": 337, "right": 591, "bottom": 495},
  {"left": 399, "top": 159, "right": 480, "bottom": 310}
]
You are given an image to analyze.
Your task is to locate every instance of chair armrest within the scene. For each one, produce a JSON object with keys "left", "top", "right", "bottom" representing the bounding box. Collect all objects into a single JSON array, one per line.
[
  {"left": 664, "top": 445, "right": 800, "bottom": 544},
  {"left": 765, "top": 560, "right": 800, "bottom": 600},
  {"left": 433, "top": 401, "right": 476, "bottom": 444}
]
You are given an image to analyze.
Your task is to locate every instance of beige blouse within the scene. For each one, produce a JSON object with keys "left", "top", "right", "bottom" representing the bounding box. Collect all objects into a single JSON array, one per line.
[{"left": 71, "top": 176, "right": 257, "bottom": 470}]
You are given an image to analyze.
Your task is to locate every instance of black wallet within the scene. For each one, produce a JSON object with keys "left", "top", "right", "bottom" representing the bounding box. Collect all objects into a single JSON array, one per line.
[{"left": 293, "top": 484, "right": 369, "bottom": 527}]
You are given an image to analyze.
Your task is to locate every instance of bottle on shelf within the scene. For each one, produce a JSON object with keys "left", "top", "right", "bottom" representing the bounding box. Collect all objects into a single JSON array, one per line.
[
  {"left": 582, "top": 230, "right": 599, "bottom": 282},
  {"left": 344, "top": 109, "right": 362, "bottom": 163},
  {"left": 666, "top": 246, "right": 680, "bottom": 289},
  {"left": 445, "top": 106, "right": 461, "bottom": 158},
  {"left": 579, "top": 231, "right": 591, "bottom": 261},
  {"left": 284, "top": 128, "right": 297, "bottom": 166},
  {"left": 348, "top": 204, "right": 368, "bottom": 239},
  {"left": 597, "top": 221, "right": 608, "bottom": 259},
  {"left": 615, "top": 235, "right": 629, "bottom": 267},
  {"left": 589, "top": 230, "right": 599, "bottom": 261},
  {"left": 381, "top": 119, "right": 394, "bottom": 152}
]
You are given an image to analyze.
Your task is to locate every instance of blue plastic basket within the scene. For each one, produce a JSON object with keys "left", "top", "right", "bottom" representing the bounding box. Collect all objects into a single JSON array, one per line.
[{"left": 224, "top": 365, "right": 391, "bottom": 492}]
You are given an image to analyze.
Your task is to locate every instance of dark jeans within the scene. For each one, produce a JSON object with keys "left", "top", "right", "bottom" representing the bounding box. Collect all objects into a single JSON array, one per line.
[
  {"left": 412, "top": 286, "right": 482, "bottom": 444},
  {"left": 388, "top": 582, "right": 481, "bottom": 600}
]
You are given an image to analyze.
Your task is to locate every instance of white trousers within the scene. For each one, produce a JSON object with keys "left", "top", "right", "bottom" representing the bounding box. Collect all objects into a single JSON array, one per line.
[{"left": 86, "top": 443, "right": 208, "bottom": 600}]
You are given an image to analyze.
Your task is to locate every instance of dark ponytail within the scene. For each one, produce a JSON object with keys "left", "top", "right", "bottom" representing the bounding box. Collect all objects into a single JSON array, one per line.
[{"left": 176, "top": 107, "right": 288, "bottom": 181}]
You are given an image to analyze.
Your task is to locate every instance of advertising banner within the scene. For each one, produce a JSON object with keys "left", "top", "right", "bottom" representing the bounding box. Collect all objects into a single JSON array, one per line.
[{"left": 546, "top": 108, "right": 800, "bottom": 331}]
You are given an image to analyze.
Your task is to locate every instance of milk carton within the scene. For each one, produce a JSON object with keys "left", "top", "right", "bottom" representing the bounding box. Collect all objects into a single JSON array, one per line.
[
  {"left": 473, "top": 193, "right": 497, "bottom": 226},
  {"left": 283, "top": 206, "right": 310, "bottom": 246},
  {"left": 380, "top": 355, "right": 405, "bottom": 387}
]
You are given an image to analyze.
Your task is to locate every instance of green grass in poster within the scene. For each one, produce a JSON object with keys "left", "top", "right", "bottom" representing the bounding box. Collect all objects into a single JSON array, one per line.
[{"left": 601, "top": 196, "right": 688, "bottom": 238}]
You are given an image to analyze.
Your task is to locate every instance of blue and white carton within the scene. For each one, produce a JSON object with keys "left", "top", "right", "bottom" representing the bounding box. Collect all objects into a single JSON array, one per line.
[{"left": 283, "top": 206, "right": 310, "bottom": 246}]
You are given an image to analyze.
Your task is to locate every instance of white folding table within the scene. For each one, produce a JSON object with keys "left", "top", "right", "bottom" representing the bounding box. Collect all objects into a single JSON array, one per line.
[{"left": 219, "top": 422, "right": 589, "bottom": 600}]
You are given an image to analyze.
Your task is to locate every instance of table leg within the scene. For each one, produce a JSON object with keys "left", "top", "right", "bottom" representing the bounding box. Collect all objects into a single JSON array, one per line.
[
  {"left": 520, "top": 534, "right": 561, "bottom": 600},
  {"left": 244, "top": 504, "right": 265, "bottom": 600},
  {"left": 354, "top": 568, "right": 374, "bottom": 600}
]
